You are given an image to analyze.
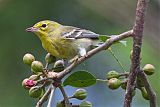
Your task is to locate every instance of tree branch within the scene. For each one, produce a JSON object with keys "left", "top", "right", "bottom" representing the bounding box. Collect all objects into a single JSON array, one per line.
[
  {"left": 36, "top": 86, "right": 54, "bottom": 107},
  {"left": 47, "top": 86, "right": 56, "bottom": 107},
  {"left": 124, "top": 0, "right": 150, "bottom": 107},
  {"left": 56, "top": 30, "right": 133, "bottom": 79},
  {"left": 59, "top": 86, "right": 71, "bottom": 107},
  {"left": 138, "top": 71, "right": 157, "bottom": 107}
]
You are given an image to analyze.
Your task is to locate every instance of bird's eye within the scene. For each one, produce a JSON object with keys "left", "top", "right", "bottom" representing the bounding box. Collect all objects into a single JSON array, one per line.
[{"left": 41, "top": 24, "right": 47, "bottom": 28}]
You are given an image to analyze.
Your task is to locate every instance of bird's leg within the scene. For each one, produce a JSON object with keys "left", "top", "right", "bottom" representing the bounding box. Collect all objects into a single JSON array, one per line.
[
  {"left": 79, "top": 47, "right": 89, "bottom": 58},
  {"left": 84, "top": 52, "right": 88, "bottom": 58},
  {"left": 69, "top": 55, "right": 79, "bottom": 64},
  {"left": 78, "top": 47, "right": 87, "bottom": 57},
  {"left": 69, "top": 48, "right": 88, "bottom": 64},
  {"left": 44, "top": 63, "right": 49, "bottom": 70},
  {"left": 62, "top": 59, "right": 69, "bottom": 67}
]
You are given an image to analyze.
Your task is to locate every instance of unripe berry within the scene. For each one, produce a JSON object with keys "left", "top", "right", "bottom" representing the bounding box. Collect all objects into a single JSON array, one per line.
[
  {"left": 108, "top": 78, "right": 122, "bottom": 90},
  {"left": 54, "top": 60, "right": 64, "bottom": 72},
  {"left": 43, "top": 81, "right": 52, "bottom": 87},
  {"left": 31, "top": 68, "right": 37, "bottom": 74},
  {"left": 40, "top": 88, "right": 46, "bottom": 98},
  {"left": 121, "top": 81, "right": 127, "bottom": 90},
  {"left": 29, "top": 86, "right": 43, "bottom": 98},
  {"left": 56, "top": 101, "right": 63, "bottom": 107},
  {"left": 22, "top": 78, "right": 36, "bottom": 90},
  {"left": 80, "top": 101, "right": 92, "bottom": 107},
  {"left": 140, "top": 87, "right": 149, "bottom": 100},
  {"left": 23, "top": 53, "right": 35, "bottom": 66},
  {"left": 136, "top": 75, "right": 144, "bottom": 87},
  {"left": 29, "top": 75, "right": 39, "bottom": 80},
  {"left": 73, "top": 89, "right": 87, "bottom": 100},
  {"left": 45, "top": 53, "right": 56, "bottom": 64},
  {"left": 31, "top": 61, "right": 44, "bottom": 74},
  {"left": 132, "top": 90, "right": 136, "bottom": 97},
  {"left": 107, "top": 71, "right": 119, "bottom": 79},
  {"left": 143, "top": 64, "right": 155, "bottom": 75}
]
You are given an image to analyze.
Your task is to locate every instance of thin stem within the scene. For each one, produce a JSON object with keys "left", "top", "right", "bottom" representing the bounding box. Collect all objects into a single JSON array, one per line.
[
  {"left": 44, "top": 62, "right": 49, "bottom": 72},
  {"left": 42, "top": 70, "right": 48, "bottom": 78},
  {"left": 68, "top": 96, "right": 74, "bottom": 99},
  {"left": 36, "top": 86, "right": 52, "bottom": 107},
  {"left": 119, "top": 72, "right": 129, "bottom": 77},
  {"left": 96, "top": 79, "right": 108, "bottom": 82},
  {"left": 36, "top": 78, "right": 48, "bottom": 85},
  {"left": 59, "top": 86, "right": 71, "bottom": 107},
  {"left": 72, "top": 105, "right": 80, "bottom": 107},
  {"left": 36, "top": 77, "right": 53, "bottom": 85},
  {"left": 108, "top": 48, "right": 126, "bottom": 72},
  {"left": 47, "top": 86, "right": 56, "bottom": 107},
  {"left": 42, "top": 63, "right": 49, "bottom": 77},
  {"left": 138, "top": 71, "right": 157, "bottom": 107}
]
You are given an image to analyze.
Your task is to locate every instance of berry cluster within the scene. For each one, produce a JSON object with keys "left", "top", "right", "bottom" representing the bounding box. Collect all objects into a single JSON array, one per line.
[
  {"left": 22, "top": 53, "right": 92, "bottom": 107},
  {"left": 106, "top": 63, "right": 155, "bottom": 100}
]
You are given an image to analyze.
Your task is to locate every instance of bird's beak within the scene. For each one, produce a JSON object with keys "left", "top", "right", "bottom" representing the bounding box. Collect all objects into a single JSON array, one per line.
[{"left": 26, "top": 27, "right": 39, "bottom": 32}]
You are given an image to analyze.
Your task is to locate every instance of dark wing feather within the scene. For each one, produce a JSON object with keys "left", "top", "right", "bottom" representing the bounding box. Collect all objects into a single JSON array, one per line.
[{"left": 62, "top": 26, "right": 99, "bottom": 39}]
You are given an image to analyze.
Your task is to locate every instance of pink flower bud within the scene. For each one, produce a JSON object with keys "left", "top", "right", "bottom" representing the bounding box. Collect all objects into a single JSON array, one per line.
[
  {"left": 25, "top": 80, "right": 36, "bottom": 87},
  {"left": 22, "top": 78, "right": 36, "bottom": 90}
]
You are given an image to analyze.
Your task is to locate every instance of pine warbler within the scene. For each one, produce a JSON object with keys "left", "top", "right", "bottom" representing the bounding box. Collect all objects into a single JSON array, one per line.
[{"left": 26, "top": 20, "right": 101, "bottom": 59}]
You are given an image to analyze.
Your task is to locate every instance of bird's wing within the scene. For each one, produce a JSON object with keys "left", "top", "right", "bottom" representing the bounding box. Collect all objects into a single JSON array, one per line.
[{"left": 61, "top": 26, "right": 99, "bottom": 39}]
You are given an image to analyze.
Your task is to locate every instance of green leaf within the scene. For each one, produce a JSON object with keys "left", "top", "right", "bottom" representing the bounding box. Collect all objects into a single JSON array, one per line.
[
  {"left": 63, "top": 70, "right": 96, "bottom": 87},
  {"left": 98, "top": 35, "right": 127, "bottom": 46},
  {"left": 118, "top": 41, "right": 127, "bottom": 47},
  {"left": 98, "top": 35, "right": 110, "bottom": 42}
]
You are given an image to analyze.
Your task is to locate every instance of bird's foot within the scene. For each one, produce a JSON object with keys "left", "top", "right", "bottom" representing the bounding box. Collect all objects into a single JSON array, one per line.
[{"left": 69, "top": 55, "right": 79, "bottom": 64}]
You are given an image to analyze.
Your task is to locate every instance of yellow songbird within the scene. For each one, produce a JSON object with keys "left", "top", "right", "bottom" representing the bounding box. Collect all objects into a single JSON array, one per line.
[{"left": 26, "top": 20, "right": 100, "bottom": 59}]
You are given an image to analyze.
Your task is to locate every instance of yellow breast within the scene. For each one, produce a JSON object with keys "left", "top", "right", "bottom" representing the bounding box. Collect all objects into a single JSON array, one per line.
[
  {"left": 42, "top": 37, "right": 77, "bottom": 59},
  {"left": 42, "top": 38, "right": 59, "bottom": 58}
]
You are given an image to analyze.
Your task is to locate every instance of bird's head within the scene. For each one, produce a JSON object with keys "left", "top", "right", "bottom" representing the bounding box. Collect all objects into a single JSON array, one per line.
[{"left": 26, "top": 20, "right": 61, "bottom": 37}]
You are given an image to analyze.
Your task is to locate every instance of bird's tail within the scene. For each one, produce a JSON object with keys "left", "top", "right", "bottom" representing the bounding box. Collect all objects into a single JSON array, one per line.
[
  {"left": 91, "top": 39, "right": 104, "bottom": 49},
  {"left": 92, "top": 34, "right": 109, "bottom": 47}
]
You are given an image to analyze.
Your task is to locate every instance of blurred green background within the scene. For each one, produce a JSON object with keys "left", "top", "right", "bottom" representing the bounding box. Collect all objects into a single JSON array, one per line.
[{"left": 0, "top": 0, "right": 159, "bottom": 107}]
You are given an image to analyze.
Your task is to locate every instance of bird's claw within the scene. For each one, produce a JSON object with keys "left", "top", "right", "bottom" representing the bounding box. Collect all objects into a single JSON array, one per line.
[{"left": 69, "top": 56, "right": 79, "bottom": 64}]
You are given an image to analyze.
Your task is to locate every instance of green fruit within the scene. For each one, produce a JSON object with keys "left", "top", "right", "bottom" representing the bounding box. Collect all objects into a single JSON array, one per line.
[
  {"left": 45, "top": 53, "right": 56, "bottom": 64},
  {"left": 80, "top": 101, "right": 92, "bottom": 107},
  {"left": 136, "top": 75, "right": 144, "bottom": 87},
  {"left": 29, "top": 86, "right": 43, "bottom": 98},
  {"left": 39, "top": 88, "right": 48, "bottom": 102},
  {"left": 140, "top": 87, "right": 149, "bottom": 100},
  {"left": 121, "top": 82, "right": 127, "bottom": 90},
  {"left": 107, "top": 71, "right": 119, "bottom": 79},
  {"left": 31, "top": 68, "right": 38, "bottom": 74},
  {"left": 40, "top": 88, "right": 46, "bottom": 98},
  {"left": 108, "top": 78, "right": 122, "bottom": 90},
  {"left": 29, "top": 75, "right": 39, "bottom": 80},
  {"left": 43, "top": 81, "right": 52, "bottom": 87},
  {"left": 132, "top": 90, "right": 136, "bottom": 97},
  {"left": 53, "top": 60, "right": 64, "bottom": 72},
  {"left": 73, "top": 89, "right": 87, "bottom": 100},
  {"left": 56, "top": 101, "right": 64, "bottom": 107},
  {"left": 31, "top": 61, "right": 44, "bottom": 73},
  {"left": 143, "top": 64, "right": 155, "bottom": 75},
  {"left": 23, "top": 53, "right": 35, "bottom": 66}
]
